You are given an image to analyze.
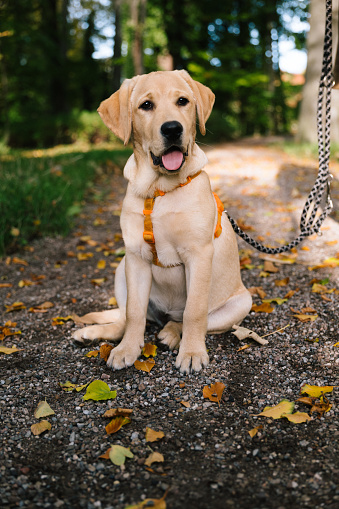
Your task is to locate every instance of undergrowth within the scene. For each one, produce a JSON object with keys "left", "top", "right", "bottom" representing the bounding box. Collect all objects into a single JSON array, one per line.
[{"left": 0, "top": 143, "right": 131, "bottom": 255}]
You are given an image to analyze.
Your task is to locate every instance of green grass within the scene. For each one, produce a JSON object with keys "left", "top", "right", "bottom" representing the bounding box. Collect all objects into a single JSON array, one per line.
[
  {"left": 0, "top": 143, "right": 132, "bottom": 255},
  {"left": 272, "top": 139, "right": 339, "bottom": 162}
]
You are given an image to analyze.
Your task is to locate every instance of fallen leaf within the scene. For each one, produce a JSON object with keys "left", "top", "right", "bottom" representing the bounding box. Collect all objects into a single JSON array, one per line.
[
  {"left": 77, "top": 252, "right": 94, "bottom": 261},
  {"left": 248, "top": 286, "right": 267, "bottom": 299},
  {"left": 284, "top": 289, "right": 298, "bottom": 299},
  {"left": 51, "top": 315, "right": 74, "bottom": 326},
  {"left": 59, "top": 381, "right": 90, "bottom": 392},
  {"left": 0, "top": 283, "right": 13, "bottom": 288},
  {"left": 311, "top": 283, "right": 335, "bottom": 294},
  {"left": 134, "top": 358, "right": 155, "bottom": 372},
  {"left": 100, "top": 343, "right": 114, "bottom": 361},
  {"left": 108, "top": 297, "right": 117, "bottom": 306},
  {"left": 203, "top": 381, "right": 225, "bottom": 405},
  {"left": 109, "top": 445, "right": 133, "bottom": 466},
  {"left": 145, "top": 427, "right": 165, "bottom": 443},
  {"left": 5, "top": 302, "right": 26, "bottom": 313},
  {"left": 237, "top": 344, "right": 251, "bottom": 351},
  {"left": 262, "top": 298, "right": 288, "bottom": 305},
  {"left": 0, "top": 345, "right": 22, "bottom": 354},
  {"left": 103, "top": 408, "right": 133, "bottom": 418},
  {"left": 12, "top": 257, "right": 29, "bottom": 266},
  {"left": 256, "top": 399, "right": 294, "bottom": 419},
  {"left": 283, "top": 411, "right": 311, "bottom": 423},
  {"left": 97, "top": 260, "right": 106, "bottom": 270},
  {"left": 91, "top": 278, "right": 106, "bottom": 286},
  {"left": 83, "top": 380, "right": 117, "bottom": 401},
  {"left": 142, "top": 343, "right": 157, "bottom": 358},
  {"left": 31, "top": 420, "right": 51, "bottom": 436},
  {"left": 334, "top": 342, "right": 339, "bottom": 347},
  {"left": 301, "top": 307, "right": 317, "bottom": 314},
  {"left": 84, "top": 350, "right": 99, "bottom": 358},
  {"left": 251, "top": 302, "right": 274, "bottom": 313},
  {"left": 300, "top": 384, "right": 333, "bottom": 398},
  {"left": 180, "top": 401, "right": 190, "bottom": 408},
  {"left": 231, "top": 325, "right": 268, "bottom": 345},
  {"left": 274, "top": 277, "right": 290, "bottom": 287},
  {"left": 310, "top": 398, "right": 332, "bottom": 416},
  {"left": 18, "top": 279, "right": 36, "bottom": 287},
  {"left": 248, "top": 425, "right": 263, "bottom": 438},
  {"left": 144, "top": 452, "right": 164, "bottom": 467},
  {"left": 293, "top": 314, "right": 318, "bottom": 323},
  {"left": 34, "top": 400, "right": 55, "bottom": 418},
  {"left": 264, "top": 260, "right": 279, "bottom": 273},
  {"left": 105, "top": 416, "right": 131, "bottom": 435},
  {"left": 125, "top": 493, "right": 167, "bottom": 509},
  {"left": 28, "top": 301, "right": 54, "bottom": 313}
]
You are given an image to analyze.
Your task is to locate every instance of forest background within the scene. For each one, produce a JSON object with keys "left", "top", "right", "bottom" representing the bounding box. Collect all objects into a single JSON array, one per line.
[{"left": 0, "top": 0, "right": 338, "bottom": 254}]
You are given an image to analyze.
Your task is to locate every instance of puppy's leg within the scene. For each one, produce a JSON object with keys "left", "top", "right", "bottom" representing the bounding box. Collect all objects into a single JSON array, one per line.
[
  {"left": 158, "top": 321, "right": 182, "bottom": 350},
  {"left": 207, "top": 290, "right": 252, "bottom": 334},
  {"left": 72, "top": 259, "right": 127, "bottom": 345},
  {"left": 107, "top": 252, "right": 152, "bottom": 369},
  {"left": 176, "top": 246, "right": 213, "bottom": 374}
]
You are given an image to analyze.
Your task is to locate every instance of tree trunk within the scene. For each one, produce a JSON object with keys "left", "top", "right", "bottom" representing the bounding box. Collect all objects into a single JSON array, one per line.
[
  {"left": 112, "top": 0, "right": 123, "bottom": 91},
  {"left": 297, "top": 0, "right": 339, "bottom": 143},
  {"left": 130, "top": 0, "right": 146, "bottom": 75}
]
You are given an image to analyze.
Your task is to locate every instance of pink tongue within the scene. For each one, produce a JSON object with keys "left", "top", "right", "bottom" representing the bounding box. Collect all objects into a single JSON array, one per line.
[{"left": 161, "top": 150, "right": 183, "bottom": 171}]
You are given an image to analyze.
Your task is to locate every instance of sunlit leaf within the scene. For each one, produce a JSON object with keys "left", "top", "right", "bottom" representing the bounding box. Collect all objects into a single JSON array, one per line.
[
  {"left": 97, "top": 260, "right": 106, "bottom": 270},
  {"left": 83, "top": 380, "right": 117, "bottom": 401},
  {"left": 0, "top": 345, "right": 22, "bottom": 354},
  {"left": 84, "top": 350, "right": 99, "bottom": 358},
  {"left": 300, "top": 384, "right": 333, "bottom": 398},
  {"left": 251, "top": 302, "right": 274, "bottom": 313},
  {"left": 203, "top": 381, "right": 225, "bottom": 405},
  {"left": 248, "top": 425, "right": 263, "bottom": 438},
  {"left": 145, "top": 427, "right": 165, "bottom": 442},
  {"left": 283, "top": 411, "right": 311, "bottom": 423},
  {"left": 5, "top": 302, "right": 26, "bottom": 313},
  {"left": 293, "top": 313, "right": 318, "bottom": 322},
  {"left": 274, "top": 277, "right": 290, "bottom": 287},
  {"left": 262, "top": 298, "right": 288, "bottom": 305},
  {"left": 134, "top": 358, "right": 155, "bottom": 372},
  {"left": 256, "top": 399, "right": 294, "bottom": 419},
  {"left": 34, "top": 400, "right": 55, "bottom": 418},
  {"left": 108, "top": 297, "right": 117, "bottom": 306},
  {"left": 142, "top": 343, "right": 157, "bottom": 358}
]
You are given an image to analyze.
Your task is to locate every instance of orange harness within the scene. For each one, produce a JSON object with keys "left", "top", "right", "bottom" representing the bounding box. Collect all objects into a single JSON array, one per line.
[{"left": 143, "top": 170, "right": 224, "bottom": 268}]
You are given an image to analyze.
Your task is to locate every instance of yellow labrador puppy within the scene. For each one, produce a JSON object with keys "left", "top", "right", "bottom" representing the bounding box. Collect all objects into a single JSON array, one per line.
[{"left": 72, "top": 70, "right": 252, "bottom": 373}]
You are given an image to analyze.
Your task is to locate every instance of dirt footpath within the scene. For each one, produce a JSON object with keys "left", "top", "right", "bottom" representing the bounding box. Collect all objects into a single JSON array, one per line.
[{"left": 1, "top": 141, "right": 339, "bottom": 509}]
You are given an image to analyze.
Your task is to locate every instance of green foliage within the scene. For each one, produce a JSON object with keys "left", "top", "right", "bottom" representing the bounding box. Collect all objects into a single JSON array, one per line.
[{"left": 0, "top": 144, "right": 131, "bottom": 255}]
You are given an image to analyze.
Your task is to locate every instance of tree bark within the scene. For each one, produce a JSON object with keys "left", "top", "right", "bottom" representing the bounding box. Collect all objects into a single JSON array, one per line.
[
  {"left": 297, "top": 0, "right": 339, "bottom": 143},
  {"left": 130, "top": 0, "right": 146, "bottom": 75},
  {"left": 112, "top": 0, "right": 123, "bottom": 91}
]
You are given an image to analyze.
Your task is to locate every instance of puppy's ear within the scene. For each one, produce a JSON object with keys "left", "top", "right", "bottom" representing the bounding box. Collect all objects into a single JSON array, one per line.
[
  {"left": 97, "top": 78, "right": 135, "bottom": 145},
  {"left": 178, "top": 70, "right": 215, "bottom": 135}
]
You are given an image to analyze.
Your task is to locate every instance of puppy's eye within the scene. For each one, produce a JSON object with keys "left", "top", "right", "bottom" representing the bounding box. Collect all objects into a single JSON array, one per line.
[
  {"left": 177, "top": 97, "right": 189, "bottom": 106},
  {"left": 139, "top": 101, "right": 154, "bottom": 111}
]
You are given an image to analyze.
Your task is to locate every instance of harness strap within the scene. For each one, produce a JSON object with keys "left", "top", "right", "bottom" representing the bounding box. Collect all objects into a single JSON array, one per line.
[{"left": 143, "top": 171, "right": 223, "bottom": 267}]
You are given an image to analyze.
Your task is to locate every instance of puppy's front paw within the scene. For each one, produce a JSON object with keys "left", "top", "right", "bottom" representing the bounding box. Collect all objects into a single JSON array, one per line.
[
  {"left": 106, "top": 343, "right": 142, "bottom": 370},
  {"left": 175, "top": 346, "right": 209, "bottom": 374}
]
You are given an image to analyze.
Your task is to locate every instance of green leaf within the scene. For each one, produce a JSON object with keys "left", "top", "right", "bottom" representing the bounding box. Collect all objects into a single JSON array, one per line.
[
  {"left": 109, "top": 445, "right": 133, "bottom": 466},
  {"left": 83, "top": 380, "right": 117, "bottom": 401}
]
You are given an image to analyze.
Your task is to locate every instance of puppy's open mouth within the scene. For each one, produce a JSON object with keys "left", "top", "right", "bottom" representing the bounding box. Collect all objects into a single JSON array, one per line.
[{"left": 151, "top": 147, "right": 188, "bottom": 172}]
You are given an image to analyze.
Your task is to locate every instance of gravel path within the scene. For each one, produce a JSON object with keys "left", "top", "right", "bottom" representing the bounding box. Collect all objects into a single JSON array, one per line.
[{"left": 1, "top": 141, "right": 339, "bottom": 509}]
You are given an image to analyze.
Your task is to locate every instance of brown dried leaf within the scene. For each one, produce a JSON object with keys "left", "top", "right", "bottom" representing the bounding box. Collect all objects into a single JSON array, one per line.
[
  {"left": 105, "top": 416, "right": 131, "bottom": 435},
  {"left": 251, "top": 302, "right": 274, "bottom": 313},
  {"left": 145, "top": 427, "right": 165, "bottom": 442},
  {"left": 203, "top": 381, "right": 225, "bottom": 405},
  {"left": 142, "top": 343, "right": 158, "bottom": 358},
  {"left": 31, "top": 420, "right": 51, "bottom": 436},
  {"left": 263, "top": 260, "right": 279, "bottom": 273},
  {"left": 134, "top": 358, "right": 155, "bottom": 372},
  {"left": 144, "top": 452, "right": 164, "bottom": 467},
  {"left": 103, "top": 408, "right": 133, "bottom": 418},
  {"left": 100, "top": 343, "right": 114, "bottom": 361},
  {"left": 274, "top": 277, "right": 290, "bottom": 287}
]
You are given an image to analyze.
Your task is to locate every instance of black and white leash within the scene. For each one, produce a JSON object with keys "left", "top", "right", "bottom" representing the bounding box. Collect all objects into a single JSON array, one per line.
[{"left": 225, "top": 0, "right": 335, "bottom": 255}]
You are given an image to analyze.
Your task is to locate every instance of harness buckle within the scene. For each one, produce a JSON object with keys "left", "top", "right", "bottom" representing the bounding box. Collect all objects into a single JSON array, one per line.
[{"left": 143, "top": 231, "right": 155, "bottom": 243}]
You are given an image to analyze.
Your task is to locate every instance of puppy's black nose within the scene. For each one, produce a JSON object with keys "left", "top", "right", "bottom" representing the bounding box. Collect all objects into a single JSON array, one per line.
[{"left": 161, "top": 121, "right": 183, "bottom": 141}]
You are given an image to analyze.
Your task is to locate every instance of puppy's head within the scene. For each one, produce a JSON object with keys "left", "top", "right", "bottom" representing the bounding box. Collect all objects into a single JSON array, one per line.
[{"left": 98, "top": 70, "right": 215, "bottom": 175}]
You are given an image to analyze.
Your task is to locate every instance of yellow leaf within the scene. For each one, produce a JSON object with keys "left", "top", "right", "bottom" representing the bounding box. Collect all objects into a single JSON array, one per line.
[
  {"left": 203, "top": 381, "right": 225, "bottom": 405},
  {"left": 334, "top": 342, "right": 339, "bottom": 347},
  {"left": 274, "top": 277, "right": 290, "bottom": 287},
  {"left": 142, "top": 343, "right": 158, "bottom": 358},
  {"left": 31, "top": 420, "right": 51, "bottom": 436},
  {"left": 283, "top": 411, "right": 311, "bottom": 423},
  {"left": 105, "top": 416, "right": 131, "bottom": 435},
  {"left": 144, "top": 452, "right": 164, "bottom": 467},
  {"left": 251, "top": 302, "right": 274, "bottom": 313},
  {"left": 51, "top": 315, "right": 74, "bottom": 326},
  {"left": 145, "top": 427, "right": 165, "bottom": 442},
  {"left": 134, "top": 358, "right": 155, "bottom": 372},
  {"left": 109, "top": 297, "right": 117, "bottom": 306},
  {"left": 5, "top": 301, "right": 26, "bottom": 313},
  {"left": 59, "top": 380, "right": 90, "bottom": 392},
  {"left": 248, "top": 425, "right": 263, "bottom": 438},
  {"left": 300, "top": 384, "right": 333, "bottom": 398},
  {"left": 77, "top": 252, "right": 93, "bottom": 261},
  {"left": 262, "top": 298, "right": 288, "bottom": 305},
  {"left": 97, "top": 260, "right": 106, "bottom": 270},
  {"left": 237, "top": 344, "right": 250, "bottom": 352},
  {"left": 91, "top": 278, "right": 106, "bottom": 286},
  {"left": 84, "top": 350, "right": 99, "bottom": 358},
  {"left": 125, "top": 493, "right": 167, "bottom": 509},
  {"left": 34, "top": 400, "right": 55, "bottom": 418},
  {"left": 257, "top": 399, "right": 294, "bottom": 419},
  {"left": 293, "top": 314, "right": 318, "bottom": 323},
  {"left": 0, "top": 345, "right": 22, "bottom": 354}
]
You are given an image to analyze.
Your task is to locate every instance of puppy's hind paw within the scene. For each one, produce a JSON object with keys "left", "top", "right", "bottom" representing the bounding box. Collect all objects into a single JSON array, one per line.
[
  {"left": 72, "top": 327, "right": 99, "bottom": 347},
  {"left": 158, "top": 321, "right": 182, "bottom": 350}
]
